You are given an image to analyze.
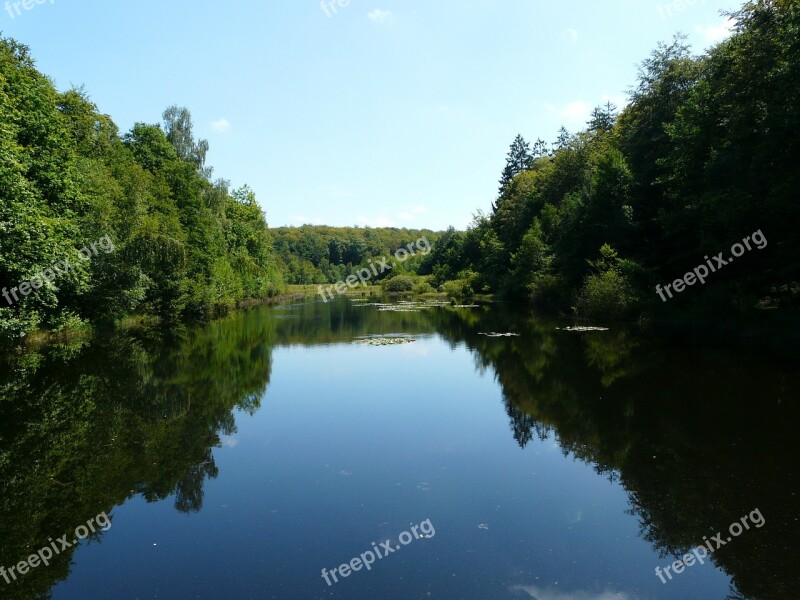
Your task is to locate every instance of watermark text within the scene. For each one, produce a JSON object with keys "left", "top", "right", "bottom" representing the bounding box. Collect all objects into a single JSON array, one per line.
[{"left": 321, "top": 518, "right": 435, "bottom": 586}]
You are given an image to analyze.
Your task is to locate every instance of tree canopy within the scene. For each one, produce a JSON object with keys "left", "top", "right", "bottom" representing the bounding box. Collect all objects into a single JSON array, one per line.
[
  {"left": 0, "top": 38, "right": 282, "bottom": 341},
  {"left": 424, "top": 0, "right": 800, "bottom": 321}
]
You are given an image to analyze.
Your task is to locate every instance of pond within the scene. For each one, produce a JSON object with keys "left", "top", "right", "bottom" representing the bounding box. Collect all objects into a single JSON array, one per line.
[{"left": 1, "top": 298, "right": 797, "bottom": 599}]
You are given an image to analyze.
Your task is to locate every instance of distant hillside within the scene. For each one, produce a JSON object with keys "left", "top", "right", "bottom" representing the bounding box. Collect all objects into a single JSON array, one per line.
[{"left": 271, "top": 225, "right": 444, "bottom": 284}]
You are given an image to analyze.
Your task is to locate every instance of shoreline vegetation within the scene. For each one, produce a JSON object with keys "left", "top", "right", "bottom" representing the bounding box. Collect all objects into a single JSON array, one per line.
[
  {"left": 412, "top": 2, "right": 798, "bottom": 325},
  {"left": 1, "top": 37, "right": 284, "bottom": 344},
  {"left": 2, "top": 0, "right": 798, "bottom": 347},
  {"left": 12, "top": 285, "right": 482, "bottom": 350}
]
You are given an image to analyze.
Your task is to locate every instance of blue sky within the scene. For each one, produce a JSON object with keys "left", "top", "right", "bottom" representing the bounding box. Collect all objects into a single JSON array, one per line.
[{"left": 3, "top": 0, "right": 741, "bottom": 230}]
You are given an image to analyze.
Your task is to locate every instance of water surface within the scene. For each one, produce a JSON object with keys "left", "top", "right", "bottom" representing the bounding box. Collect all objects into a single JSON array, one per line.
[{"left": 1, "top": 298, "right": 797, "bottom": 599}]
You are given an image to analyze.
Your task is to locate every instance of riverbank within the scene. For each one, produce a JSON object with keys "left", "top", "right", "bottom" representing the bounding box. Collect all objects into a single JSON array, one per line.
[{"left": 10, "top": 285, "right": 471, "bottom": 350}]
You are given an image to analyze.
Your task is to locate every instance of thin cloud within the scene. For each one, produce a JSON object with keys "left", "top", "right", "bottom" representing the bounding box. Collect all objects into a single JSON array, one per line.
[
  {"left": 546, "top": 95, "right": 627, "bottom": 129},
  {"left": 559, "top": 101, "right": 591, "bottom": 119},
  {"left": 695, "top": 18, "right": 736, "bottom": 43},
  {"left": 545, "top": 100, "right": 591, "bottom": 128},
  {"left": 510, "top": 585, "right": 632, "bottom": 600},
  {"left": 368, "top": 9, "right": 394, "bottom": 24},
  {"left": 601, "top": 94, "right": 627, "bottom": 110},
  {"left": 211, "top": 118, "right": 231, "bottom": 133},
  {"left": 564, "top": 28, "right": 579, "bottom": 43},
  {"left": 397, "top": 204, "right": 427, "bottom": 221},
  {"left": 356, "top": 213, "right": 396, "bottom": 227}
]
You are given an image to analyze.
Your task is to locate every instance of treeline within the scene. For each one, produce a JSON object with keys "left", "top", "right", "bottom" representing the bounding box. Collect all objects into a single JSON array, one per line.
[
  {"left": 421, "top": 0, "right": 799, "bottom": 320},
  {"left": 272, "top": 225, "right": 440, "bottom": 284},
  {"left": 0, "top": 38, "right": 282, "bottom": 341}
]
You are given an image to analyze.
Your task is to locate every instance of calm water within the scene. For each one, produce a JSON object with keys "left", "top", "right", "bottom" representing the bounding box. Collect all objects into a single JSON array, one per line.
[{"left": 1, "top": 298, "right": 798, "bottom": 600}]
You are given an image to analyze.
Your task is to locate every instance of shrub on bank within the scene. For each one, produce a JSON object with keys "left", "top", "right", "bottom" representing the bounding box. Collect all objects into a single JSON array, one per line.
[
  {"left": 414, "top": 280, "right": 435, "bottom": 294},
  {"left": 383, "top": 276, "right": 416, "bottom": 293},
  {"left": 575, "top": 269, "right": 635, "bottom": 320}
]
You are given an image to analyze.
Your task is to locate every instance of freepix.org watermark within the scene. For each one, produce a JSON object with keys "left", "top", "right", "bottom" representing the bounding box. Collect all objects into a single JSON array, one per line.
[
  {"left": 1, "top": 511, "right": 112, "bottom": 585},
  {"left": 2, "top": 234, "right": 115, "bottom": 307},
  {"left": 321, "top": 518, "right": 435, "bottom": 587},
  {"left": 657, "top": 0, "right": 707, "bottom": 20},
  {"left": 654, "top": 508, "right": 765, "bottom": 584},
  {"left": 655, "top": 229, "right": 767, "bottom": 302},
  {"left": 4, "top": 0, "right": 55, "bottom": 20},
  {"left": 317, "top": 237, "right": 431, "bottom": 302},
  {"left": 320, "top": 0, "right": 349, "bottom": 18}
]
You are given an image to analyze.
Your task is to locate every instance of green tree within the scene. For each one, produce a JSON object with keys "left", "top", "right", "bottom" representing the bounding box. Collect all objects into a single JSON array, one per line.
[{"left": 496, "top": 134, "right": 534, "bottom": 205}]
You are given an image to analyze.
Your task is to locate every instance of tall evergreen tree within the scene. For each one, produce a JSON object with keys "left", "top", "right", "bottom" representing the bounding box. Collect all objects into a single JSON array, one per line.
[
  {"left": 553, "top": 126, "right": 571, "bottom": 152},
  {"left": 531, "top": 137, "right": 549, "bottom": 159},
  {"left": 588, "top": 101, "right": 617, "bottom": 133},
  {"left": 495, "top": 134, "right": 534, "bottom": 211}
]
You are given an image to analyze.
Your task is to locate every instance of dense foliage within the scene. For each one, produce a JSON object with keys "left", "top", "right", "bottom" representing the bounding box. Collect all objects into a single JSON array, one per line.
[
  {"left": 272, "top": 225, "right": 440, "bottom": 284},
  {"left": 0, "top": 39, "right": 281, "bottom": 341},
  {"left": 422, "top": 0, "right": 800, "bottom": 320}
]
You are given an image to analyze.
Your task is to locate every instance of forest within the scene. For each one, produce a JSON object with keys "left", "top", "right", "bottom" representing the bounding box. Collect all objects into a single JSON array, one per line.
[
  {"left": 1, "top": 1, "right": 798, "bottom": 598},
  {"left": 272, "top": 225, "right": 440, "bottom": 284},
  {"left": 0, "top": 33, "right": 443, "bottom": 342},
  {"left": 0, "top": 38, "right": 282, "bottom": 341},
  {"left": 420, "top": 0, "right": 799, "bottom": 321},
  {"left": 2, "top": 0, "right": 798, "bottom": 343}
]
